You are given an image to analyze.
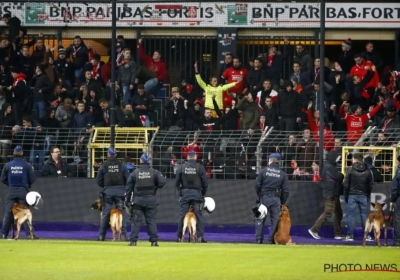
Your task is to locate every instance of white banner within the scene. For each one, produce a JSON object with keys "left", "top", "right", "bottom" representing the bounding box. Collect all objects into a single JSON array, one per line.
[{"left": 0, "top": 2, "right": 399, "bottom": 28}]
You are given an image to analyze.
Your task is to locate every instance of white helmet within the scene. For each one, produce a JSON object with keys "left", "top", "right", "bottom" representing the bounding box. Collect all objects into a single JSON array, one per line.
[
  {"left": 252, "top": 203, "right": 268, "bottom": 219},
  {"left": 203, "top": 197, "right": 215, "bottom": 213},
  {"left": 26, "top": 191, "right": 43, "bottom": 209}
]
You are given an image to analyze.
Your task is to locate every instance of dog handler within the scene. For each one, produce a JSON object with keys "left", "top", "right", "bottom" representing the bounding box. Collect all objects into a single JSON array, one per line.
[
  {"left": 125, "top": 153, "right": 166, "bottom": 246},
  {"left": 391, "top": 156, "right": 400, "bottom": 246},
  {"left": 96, "top": 147, "right": 130, "bottom": 241},
  {"left": 308, "top": 150, "right": 344, "bottom": 240},
  {"left": 254, "top": 153, "right": 289, "bottom": 244},
  {"left": 175, "top": 150, "right": 209, "bottom": 243},
  {"left": 0, "top": 146, "right": 38, "bottom": 239}
]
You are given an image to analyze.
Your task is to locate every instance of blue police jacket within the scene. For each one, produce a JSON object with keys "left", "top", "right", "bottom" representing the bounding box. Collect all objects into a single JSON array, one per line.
[
  {"left": 125, "top": 163, "right": 167, "bottom": 195},
  {"left": 175, "top": 159, "right": 208, "bottom": 195},
  {"left": 1, "top": 157, "right": 36, "bottom": 188},
  {"left": 255, "top": 162, "right": 289, "bottom": 204}
]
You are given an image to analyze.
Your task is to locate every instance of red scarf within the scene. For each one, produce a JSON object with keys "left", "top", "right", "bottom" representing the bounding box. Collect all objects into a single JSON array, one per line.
[
  {"left": 116, "top": 52, "right": 124, "bottom": 66},
  {"left": 260, "top": 122, "right": 265, "bottom": 133},
  {"left": 72, "top": 45, "right": 81, "bottom": 58},
  {"left": 91, "top": 63, "right": 100, "bottom": 78},
  {"left": 140, "top": 115, "right": 147, "bottom": 126},
  {"left": 382, "top": 118, "right": 393, "bottom": 132},
  {"left": 267, "top": 55, "right": 273, "bottom": 67},
  {"left": 88, "top": 48, "right": 95, "bottom": 61},
  {"left": 314, "top": 68, "right": 320, "bottom": 80}
]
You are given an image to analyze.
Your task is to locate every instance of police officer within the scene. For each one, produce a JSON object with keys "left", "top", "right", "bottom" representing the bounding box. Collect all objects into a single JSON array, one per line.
[
  {"left": 125, "top": 153, "right": 166, "bottom": 246},
  {"left": 175, "top": 150, "right": 208, "bottom": 243},
  {"left": 95, "top": 147, "right": 130, "bottom": 241},
  {"left": 390, "top": 155, "right": 400, "bottom": 246},
  {"left": 1, "top": 146, "right": 38, "bottom": 239},
  {"left": 254, "top": 153, "right": 289, "bottom": 244}
]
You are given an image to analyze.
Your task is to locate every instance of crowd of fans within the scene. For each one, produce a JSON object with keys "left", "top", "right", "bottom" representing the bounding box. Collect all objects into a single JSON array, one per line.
[{"left": 0, "top": 13, "right": 399, "bottom": 180}]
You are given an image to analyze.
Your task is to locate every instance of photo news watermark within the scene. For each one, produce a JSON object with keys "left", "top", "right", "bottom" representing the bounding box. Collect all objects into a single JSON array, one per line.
[{"left": 324, "top": 263, "right": 400, "bottom": 273}]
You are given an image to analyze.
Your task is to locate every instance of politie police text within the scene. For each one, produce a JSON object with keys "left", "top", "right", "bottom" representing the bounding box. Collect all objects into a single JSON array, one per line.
[
  {"left": 11, "top": 166, "right": 24, "bottom": 174},
  {"left": 184, "top": 167, "right": 197, "bottom": 174},
  {"left": 138, "top": 172, "right": 151, "bottom": 179},
  {"left": 265, "top": 168, "right": 281, "bottom": 178}
]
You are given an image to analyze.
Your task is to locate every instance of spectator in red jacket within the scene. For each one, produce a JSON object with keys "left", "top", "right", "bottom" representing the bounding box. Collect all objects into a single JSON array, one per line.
[
  {"left": 306, "top": 101, "right": 334, "bottom": 151},
  {"left": 138, "top": 38, "right": 168, "bottom": 83},
  {"left": 350, "top": 53, "right": 379, "bottom": 99},
  {"left": 339, "top": 100, "right": 383, "bottom": 143}
]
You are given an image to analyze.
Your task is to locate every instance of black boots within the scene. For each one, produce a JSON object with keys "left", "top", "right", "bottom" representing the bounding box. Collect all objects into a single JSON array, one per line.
[
  {"left": 256, "top": 239, "right": 263, "bottom": 244},
  {"left": 128, "top": 241, "right": 159, "bottom": 246},
  {"left": 96, "top": 235, "right": 105, "bottom": 241},
  {"left": 197, "top": 237, "right": 207, "bottom": 243}
]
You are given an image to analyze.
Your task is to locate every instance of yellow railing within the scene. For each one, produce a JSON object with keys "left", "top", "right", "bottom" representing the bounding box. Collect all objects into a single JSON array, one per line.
[
  {"left": 341, "top": 146, "right": 397, "bottom": 182},
  {"left": 88, "top": 127, "right": 159, "bottom": 178}
]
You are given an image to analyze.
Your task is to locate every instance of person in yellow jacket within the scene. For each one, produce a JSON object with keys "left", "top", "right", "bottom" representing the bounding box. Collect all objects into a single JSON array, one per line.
[{"left": 194, "top": 62, "right": 241, "bottom": 117}]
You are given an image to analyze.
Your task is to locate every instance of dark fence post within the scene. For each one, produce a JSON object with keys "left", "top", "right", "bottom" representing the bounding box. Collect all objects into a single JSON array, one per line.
[
  {"left": 314, "top": 29, "right": 319, "bottom": 59},
  {"left": 395, "top": 29, "right": 400, "bottom": 69},
  {"left": 57, "top": 27, "right": 62, "bottom": 49},
  {"left": 136, "top": 28, "right": 142, "bottom": 64}
]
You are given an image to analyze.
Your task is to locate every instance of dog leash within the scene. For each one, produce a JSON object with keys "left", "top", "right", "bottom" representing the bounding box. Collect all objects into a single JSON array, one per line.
[{"left": 387, "top": 204, "right": 395, "bottom": 227}]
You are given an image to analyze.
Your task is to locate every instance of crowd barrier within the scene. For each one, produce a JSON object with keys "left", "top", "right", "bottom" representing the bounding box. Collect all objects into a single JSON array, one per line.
[{"left": 0, "top": 179, "right": 392, "bottom": 226}]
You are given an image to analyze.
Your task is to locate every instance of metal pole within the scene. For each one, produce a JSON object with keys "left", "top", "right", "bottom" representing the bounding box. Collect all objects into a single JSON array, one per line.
[
  {"left": 110, "top": 0, "right": 117, "bottom": 148},
  {"left": 395, "top": 29, "right": 400, "bottom": 70},
  {"left": 318, "top": 0, "right": 325, "bottom": 169}
]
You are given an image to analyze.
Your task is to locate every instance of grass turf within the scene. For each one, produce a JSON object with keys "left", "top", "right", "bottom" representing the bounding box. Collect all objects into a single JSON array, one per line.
[{"left": 0, "top": 240, "right": 399, "bottom": 280}]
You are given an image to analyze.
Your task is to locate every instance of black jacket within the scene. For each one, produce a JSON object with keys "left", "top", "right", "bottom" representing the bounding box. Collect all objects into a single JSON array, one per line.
[
  {"left": 344, "top": 162, "right": 373, "bottom": 197},
  {"left": 42, "top": 158, "right": 70, "bottom": 177},
  {"left": 32, "top": 73, "right": 53, "bottom": 102},
  {"left": 337, "top": 50, "right": 355, "bottom": 75},
  {"left": 320, "top": 150, "right": 344, "bottom": 198},
  {"left": 276, "top": 89, "right": 302, "bottom": 118},
  {"left": 65, "top": 43, "right": 89, "bottom": 70}
]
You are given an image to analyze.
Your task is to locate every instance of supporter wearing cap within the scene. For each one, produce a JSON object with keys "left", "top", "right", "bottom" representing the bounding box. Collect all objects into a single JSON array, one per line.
[
  {"left": 337, "top": 38, "right": 355, "bottom": 75},
  {"left": 377, "top": 103, "right": 400, "bottom": 133}
]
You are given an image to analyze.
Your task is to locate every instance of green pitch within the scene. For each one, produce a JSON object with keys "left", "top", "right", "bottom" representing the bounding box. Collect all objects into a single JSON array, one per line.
[{"left": 0, "top": 240, "right": 399, "bottom": 280}]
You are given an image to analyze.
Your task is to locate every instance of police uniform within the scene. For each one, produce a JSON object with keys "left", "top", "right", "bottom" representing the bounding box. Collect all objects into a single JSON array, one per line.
[
  {"left": 125, "top": 153, "right": 166, "bottom": 246},
  {"left": 95, "top": 147, "right": 130, "bottom": 241},
  {"left": 175, "top": 150, "right": 208, "bottom": 242},
  {"left": 391, "top": 163, "right": 400, "bottom": 246},
  {"left": 1, "top": 146, "right": 36, "bottom": 239},
  {"left": 254, "top": 153, "right": 289, "bottom": 244}
]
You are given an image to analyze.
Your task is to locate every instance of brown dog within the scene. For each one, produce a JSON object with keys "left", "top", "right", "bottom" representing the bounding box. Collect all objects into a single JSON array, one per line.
[
  {"left": 181, "top": 205, "right": 197, "bottom": 243},
  {"left": 363, "top": 202, "right": 387, "bottom": 247},
  {"left": 274, "top": 204, "right": 294, "bottom": 245},
  {"left": 11, "top": 203, "right": 34, "bottom": 240},
  {"left": 91, "top": 199, "right": 123, "bottom": 242}
]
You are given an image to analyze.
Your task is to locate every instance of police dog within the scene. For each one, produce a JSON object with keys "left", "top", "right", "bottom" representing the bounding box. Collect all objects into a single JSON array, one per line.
[
  {"left": 90, "top": 199, "right": 123, "bottom": 242},
  {"left": 274, "top": 204, "right": 295, "bottom": 245},
  {"left": 181, "top": 205, "right": 197, "bottom": 243},
  {"left": 363, "top": 202, "right": 387, "bottom": 247},
  {"left": 11, "top": 203, "right": 34, "bottom": 240}
]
